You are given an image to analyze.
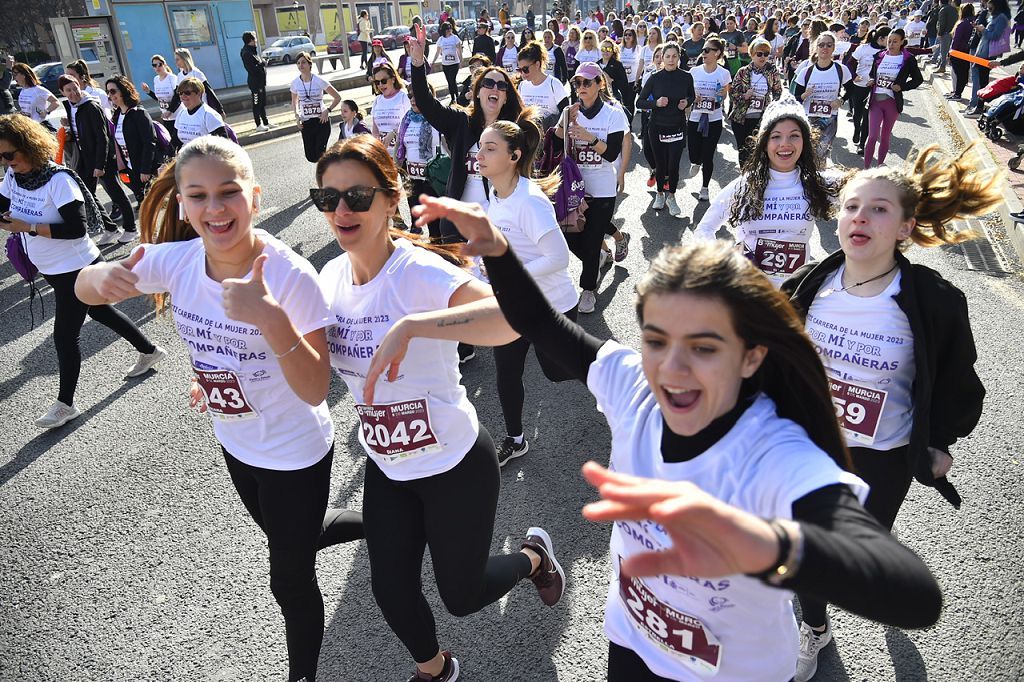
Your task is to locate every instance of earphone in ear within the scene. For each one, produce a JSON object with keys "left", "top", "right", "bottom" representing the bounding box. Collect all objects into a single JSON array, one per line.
[
  {"left": 254, "top": 195, "right": 261, "bottom": 212},
  {"left": 178, "top": 202, "right": 185, "bottom": 221},
  {"left": 511, "top": 152, "right": 519, "bottom": 161}
]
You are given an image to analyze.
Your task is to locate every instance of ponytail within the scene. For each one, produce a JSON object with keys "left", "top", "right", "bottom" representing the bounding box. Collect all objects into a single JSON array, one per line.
[
  {"left": 138, "top": 159, "right": 198, "bottom": 313},
  {"left": 342, "top": 99, "right": 364, "bottom": 120},
  {"left": 486, "top": 112, "right": 561, "bottom": 197}
]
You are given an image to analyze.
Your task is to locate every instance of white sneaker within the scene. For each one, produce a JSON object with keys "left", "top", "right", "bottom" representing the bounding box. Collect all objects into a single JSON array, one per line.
[
  {"left": 578, "top": 289, "right": 597, "bottom": 314},
  {"left": 35, "top": 400, "right": 81, "bottom": 429},
  {"left": 795, "top": 621, "right": 833, "bottom": 682},
  {"left": 267, "top": 121, "right": 277, "bottom": 129},
  {"left": 698, "top": 187, "right": 710, "bottom": 202},
  {"left": 665, "top": 194, "right": 682, "bottom": 217},
  {"left": 257, "top": 124, "right": 270, "bottom": 132},
  {"left": 652, "top": 192, "right": 667, "bottom": 210},
  {"left": 117, "top": 230, "right": 138, "bottom": 244},
  {"left": 96, "top": 230, "right": 121, "bottom": 245},
  {"left": 599, "top": 249, "right": 611, "bottom": 270},
  {"left": 126, "top": 345, "right": 167, "bottom": 378}
]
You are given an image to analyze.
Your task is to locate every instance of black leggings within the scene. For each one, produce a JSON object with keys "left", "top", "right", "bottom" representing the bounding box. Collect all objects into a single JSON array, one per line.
[
  {"left": 300, "top": 117, "right": 332, "bottom": 163},
  {"left": 363, "top": 427, "right": 533, "bottom": 663},
  {"left": 952, "top": 54, "right": 971, "bottom": 98},
  {"left": 494, "top": 306, "right": 579, "bottom": 436},
  {"left": 42, "top": 262, "right": 155, "bottom": 405},
  {"left": 847, "top": 82, "right": 871, "bottom": 144},
  {"left": 640, "top": 111, "right": 655, "bottom": 170},
  {"left": 649, "top": 125, "right": 686, "bottom": 193},
  {"left": 224, "top": 444, "right": 364, "bottom": 682},
  {"left": 565, "top": 196, "right": 615, "bottom": 291},
  {"left": 686, "top": 119, "right": 723, "bottom": 188},
  {"left": 82, "top": 170, "right": 135, "bottom": 232},
  {"left": 620, "top": 81, "right": 636, "bottom": 125},
  {"left": 607, "top": 642, "right": 676, "bottom": 681},
  {"left": 250, "top": 85, "right": 269, "bottom": 127},
  {"left": 443, "top": 64, "right": 460, "bottom": 100},
  {"left": 730, "top": 115, "right": 761, "bottom": 169},
  {"left": 407, "top": 178, "right": 440, "bottom": 239},
  {"left": 798, "top": 444, "right": 912, "bottom": 629}
]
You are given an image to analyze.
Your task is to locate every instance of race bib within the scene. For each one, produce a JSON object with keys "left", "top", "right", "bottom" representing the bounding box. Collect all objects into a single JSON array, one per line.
[
  {"left": 753, "top": 237, "right": 807, "bottom": 275},
  {"left": 694, "top": 97, "right": 716, "bottom": 112},
  {"left": 748, "top": 94, "right": 766, "bottom": 112},
  {"left": 726, "top": 43, "right": 737, "bottom": 59},
  {"left": 355, "top": 398, "right": 441, "bottom": 462},
  {"left": 194, "top": 368, "right": 258, "bottom": 422},
  {"left": 406, "top": 160, "right": 427, "bottom": 180},
  {"left": 301, "top": 100, "right": 323, "bottom": 118},
  {"left": 619, "top": 563, "right": 723, "bottom": 676},
  {"left": 659, "top": 130, "right": 685, "bottom": 143},
  {"left": 158, "top": 99, "right": 169, "bottom": 111},
  {"left": 808, "top": 99, "right": 833, "bottom": 117},
  {"left": 828, "top": 378, "right": 888, "bottom": 446},
  {"left": 380, "top": 130, "right": 396, "bottom": 148},
  {"left": 443, "top": 52, "right": 458, "bottom": 65},
  {"left": 572, "top": 141, "right": 604, "bottom": 169},
  {"left": 876, "top": 74, "right": 895, "bottom": 90},
  {"left": 465, "top": 151, "right": 481, "bottom": 176}
]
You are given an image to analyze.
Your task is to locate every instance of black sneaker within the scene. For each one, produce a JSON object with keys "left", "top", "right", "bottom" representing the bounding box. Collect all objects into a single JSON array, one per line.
[
  {"left": 457, "top": 343, "right": 476, "bottom": 364},
  {"left": 497, "top": 436, "right": 529, "bottom": 467},
  {"left": 406, "top": 650, "right": 460, "bottom": 681},
  {"left": 521, "top": 527, "right": 565, "bottom": 607}
]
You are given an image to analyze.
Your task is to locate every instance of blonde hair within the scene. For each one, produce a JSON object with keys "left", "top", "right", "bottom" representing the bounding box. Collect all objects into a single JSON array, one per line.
[
  {"left": 600, "top": 38, "right": 620, "bottom": 60},
  {"left": 174, "top": 47, "right": 195, "bottom": 73}
]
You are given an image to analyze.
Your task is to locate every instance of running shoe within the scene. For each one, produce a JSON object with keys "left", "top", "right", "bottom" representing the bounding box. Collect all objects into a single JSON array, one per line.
[
  {"left": 698, "top": 187, "right": 710, "bottom": 202},
  {"left": 646, "top": 172, "right": 656, "bottom": 188},
  {"left": 666, "top": 195, "right": 682, "bottom": 217},
  {"left": 963, "top": 110, "right": 982, "bottom": 119},
  {"left": 497, "top": 436, "right": 529, "bottom": 467},
  {"left": 96, "top": 230, "right": 122, "bottom": 245},
  {"left": 406, "top": 650, "right": 460, "bottom": 681},
  {"left": 521, "top": 527, "right": 566, "bottom": 607},
  {"left": 578, "top": 289, "right": 597, "bottom": 314},
  {"left": 614, "top": 232, "right": 631, "bottom": 262},
  {"left": 795, "top": 620, "right": 833, "bottom": 682},
  {"left": 457, "top": 343, "right": 476, "bottom": 364},
  {"left": 126, "top": 346, "right": 168, "bottom": 378},
  {"left": 34, "top": 400, "right": 81, "bottom": 429},
  {"left": 652, "top": 192, "right": 667, "bottom": 210},
  {"left": 118, "top": 230, "right": 139, "bottom": 244}
]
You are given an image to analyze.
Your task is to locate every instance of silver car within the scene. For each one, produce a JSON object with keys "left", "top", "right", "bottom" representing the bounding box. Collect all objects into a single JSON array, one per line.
[{"left": 261, "top": 36, "right": 316, "bottom": 65}]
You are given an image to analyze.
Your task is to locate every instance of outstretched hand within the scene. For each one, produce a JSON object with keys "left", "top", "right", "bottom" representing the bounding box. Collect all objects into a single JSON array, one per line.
[
  {"left": 409, "top": 24, "right": 427, "bottom": 64},
  {"left": 412, "top": 195, "right": 509, "bottom": 257},
  {"left": 222, "top": 253, "right": 279, "bottom": 326},
  {"left": 581, "top": 462, "right": 780, "bottom": 579}
]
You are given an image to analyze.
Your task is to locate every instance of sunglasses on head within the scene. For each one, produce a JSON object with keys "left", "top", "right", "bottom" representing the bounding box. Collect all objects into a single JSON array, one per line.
[
  {"left": 480, "top": 77, "right": 510, "bottom": 91},
  {"left": 310, "top": 186, "right": 390, "bottom": 213},
  {"left": 373, "top": 77, "right": 391, "bottom": 86},
  {"left": 0, "top": 151, "right": 17, "bottom": 161},
  {"left": 572, "top": 77, "right": 596, "bottom": 88}
]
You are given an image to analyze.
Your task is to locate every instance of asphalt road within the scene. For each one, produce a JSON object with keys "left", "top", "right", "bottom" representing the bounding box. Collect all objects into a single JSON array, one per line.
[{"left": 2, "top": 84, "right": 1024, "bottom": 681}]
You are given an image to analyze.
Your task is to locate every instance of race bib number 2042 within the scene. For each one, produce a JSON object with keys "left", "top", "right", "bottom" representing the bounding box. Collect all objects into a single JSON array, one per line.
[{"left": 355, "top": 398, "right": 441, "bottom": 463}]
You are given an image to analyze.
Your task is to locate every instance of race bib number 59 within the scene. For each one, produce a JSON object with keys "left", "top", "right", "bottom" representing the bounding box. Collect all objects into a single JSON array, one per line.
[
  {"left": 829, "top": 378, "right": 888, "bottom": 445},
  {"left": 356, "top": 398, "right": 440, "bottom": 462}
]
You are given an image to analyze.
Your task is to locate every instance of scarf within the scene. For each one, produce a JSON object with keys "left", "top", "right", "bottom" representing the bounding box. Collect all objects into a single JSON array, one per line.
[
  {"left": 579, "top": 97, "right": 604, "bottom": 120},
  {"left": 14, "top": 162, "right": 116, "bottom": 234},
  {"left": 395, "top": 111, "right": 435, "bottom": 165}
]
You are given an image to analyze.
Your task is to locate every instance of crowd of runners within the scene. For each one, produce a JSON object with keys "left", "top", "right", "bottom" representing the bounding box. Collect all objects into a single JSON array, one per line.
[{"left": 0, "top": 0, "right": 1002, "bottom": 680}]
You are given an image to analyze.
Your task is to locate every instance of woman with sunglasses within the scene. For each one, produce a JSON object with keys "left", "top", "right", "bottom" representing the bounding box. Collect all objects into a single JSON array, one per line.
[
  {"left": 140, "top": 54, "right": 179, "bottom": 135},
  {"left": 620, "top": 30, "right": 641, "bottom": 105},
  {"left": 381, "top": 194, "right": 942, "bottom": 682},
  {"left": 312, "top": 135, "right": 563, "bottom": 682},
  {"left": 371, "top": 63, "right": 411, "bottom": 160},
  {"left": 728, "top": 37, "right": 783, "bottom": 167},
  {"left": 556, "top": 62, "right": 628, "bottom": 314},
  {"left": 12, "top": 63, "right": 59, "bottom": 124},
  {"left": 408, "top": 24, "right": 529, "bottom": 242},
  {"left": 564, "top": 26, "right": 583, "bottom": 76},
  {"left": 431, "top": 23, "right": 462, "bottom": 101},
  {"left": 793, "top": 32, "right": 852, "bottom": 167},
  {"left": 106, "top": 76, "right": 163, "bottom": 202},
  {"left": 290, "top": 51, "right": 342, "bottom": 164},
  {"left": 456, "top": 54, "right": 492, "bottom": 107},
  {"left": 848, "top": 25, "right": 889, "bottom": 155},
  {"left": 636, "top": 42, "right": 694, "bottom": 218},
  {"left": 542, "top": 30, "right": 569, "bottom": 83},
  {"left": 861, "top": 28, "right": 923, "bottom": 169},
  {"left": 577, "top": 29, "right": 603, "bottom": 64},
  {"left": 688, "top": 35, "right": 731, "bottom": 203},
  {"left": 519, "top": 27, "right": 537, "bottom": 49},
  {"left": 599, "top": 39, "right": 633, "bottom": 125},
  {"left": 518, "top": 41, "right": 570, "bottom": 131},
  {"left": 396, "top": 82, "right": 442, "bottom": 238},
  {"left": 173, "top": 78, "right": 228, "bottom": 147},
  {"left": 497, "top": 30, "right": 521, "bottom": 73},
  {"left": 77, "top": 135, "right": 363, "bottom": 682}
]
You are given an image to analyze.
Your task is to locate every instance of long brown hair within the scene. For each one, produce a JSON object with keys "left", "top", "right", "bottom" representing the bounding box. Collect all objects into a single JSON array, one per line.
[
  {"left": 314, "top": 135, "right": 469, "bottom": 266},
  {"left": 635, "top": 241, "right": 851, "bottom": 471},
  {"left": 0, "top": 114, "right": 56, "bottom": 169},
  {"left": 486, "top": 117, "right": 560, "bottom": 196},
  {"left": 467, "top": 67, "right": 530, "bottom": 135}
]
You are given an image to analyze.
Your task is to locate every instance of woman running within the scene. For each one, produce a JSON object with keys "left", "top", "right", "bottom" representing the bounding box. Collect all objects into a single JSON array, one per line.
[
  {"left": 75, "top": 136, "right": 363, "bottom": 682},
  {"left": 542, "top": 29, "right": 569, "bottom": 83},
  {"left": 173, "top": 78, "right": 228, "bottom": 147},
  {"left": 556, "top": 62, "right": 628, "bottom": 314},
  {"left": 728, "top": 37, "right": 782, "bottom": 168},
  {"left": 783, "top": 143, "right": 993, "bottom": 682},
  {"left": 862, "top": 29, "right": 924, "bottom": 169},
  {"left": 636, "top": 41, "right": 694, "bottom": 218},
  {"left": 695, "top": 96, "right": 839, "bottom": 287},
  {"left": 0, "top": 114, "right": 164, "bottom": 429},
  {"left": 313, "top": 135, "right": 563, "bottom": 682},
  {"left": 290, "top": 51, "right": 342, "bottom": 164},
  {"left": 599, "top": 39, "right": 633, "bottom": 124},
  {"left": 793, "top": 32, "right": 852, "bottom": 167},
  {"left": 399, "top": 37, "right": 433, "bottom": 83},
  {"left": 140, "top": 54, "right": 179, "bottom": 136},
  {"left": 432, "top": 22, "right": 462, "bottom": 100},
  {"left": 396, "top": 82, "right": 442, "bottom": 238},
  {"left": 382, "top": 193, "right": 943, "bottom": 682},
  {"left": 577, "top": 29, "right": 602, "bottom": 64},
  {"left": 848, "top": 25, "right": 888, "bottom": 155},
  {"left": 12, "top": 63, "right": 58, "bottom": 124},
  {"left": 106, "top": 76, "right": 164, "bottom": 202},
  {"left": 638, "top": 25, "right": 662, "bottom": 76},
  {"left": 497, "top": 30, "right": 521, "bottom": 73},
  {"left": 518, "top": 40, "right": 570, "bottom": 131},
  {"left": 639, "top": 44, "right": 664, "bottom": 190},
  {"left": 65, "top": 60, "right": 110, "bottom": 115},
  {"left": 720, "top": 15, "right": 749, "bottom": 75},
  {"left": 688, "top": 34, "right": 731, "bottom": 202},
  {"left": 371, "top": 63, "right": 411, "bottom": 159},
  {"left": 619, "top": 28, "right": 642, "bottom": 119},
  {"left": 681, "top": 21, "right": 707, "bottom": 69},
  {"left": 336, "top": 99, "right": 372, "bottom": 143}
]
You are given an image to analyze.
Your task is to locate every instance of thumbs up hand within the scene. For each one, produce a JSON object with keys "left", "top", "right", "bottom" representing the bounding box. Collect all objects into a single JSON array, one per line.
[
  {"left": 95, "top": 246, "right": 145, "bottom": 301},
  {"left": 222, "top": 253, "right": 279, "bottom": 326}
]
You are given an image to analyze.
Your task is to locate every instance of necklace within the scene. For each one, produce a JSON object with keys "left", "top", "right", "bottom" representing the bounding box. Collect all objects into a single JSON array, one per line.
[{"left": 818, "top": 263, "right": 898, "bottom": 298}]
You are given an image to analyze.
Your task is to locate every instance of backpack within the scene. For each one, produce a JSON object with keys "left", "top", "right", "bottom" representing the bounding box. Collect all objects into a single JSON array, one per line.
[
  {"left": 5, "top": 231, "right": 43, "bottom": 328},
  {"left": 545, "top": 108, "right": 588, "bottom": 233},
  {"left": 790, "top": 60, "right": 843, "bottom": 95},
  {"left": 425, "top": 146, "right": 452, "bottom": 195},
  {"left": 151, "top": 119, "right": 173, "bottom": 157}
]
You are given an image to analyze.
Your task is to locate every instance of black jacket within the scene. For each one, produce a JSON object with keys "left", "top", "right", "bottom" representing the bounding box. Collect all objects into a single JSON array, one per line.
[
  {"left": 600, "top": 57, "right": 631, "bottom": 101},
  {"left": 0, "top": 64, "right": 13, "bottom": 115},
  {"left": 64, "top": 98, "right": 115, "bottom": 174},
  {"left": 868, "top": 49, "right": 924, "bottom": 113},
  {"left": 472, "top": 34, "right": 497, "bottom": 62},
  {"left": 782, "top": 250, "right": 984, "bottom": 507},
  {"left": 112, "top": 106, "right": 161, "bottom": 175},
  {"left": 549, "top": 44, "right": 569, "bottom": 83},
  {"left": 241, "top": 43, "right": 267, "bottom": 87}
]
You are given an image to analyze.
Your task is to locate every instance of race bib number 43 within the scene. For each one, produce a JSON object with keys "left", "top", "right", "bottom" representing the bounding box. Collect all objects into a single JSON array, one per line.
[
  {"left": 753, "top": 237, "right": 807, "bottom": 275},
  {"left": 619, "top": 563, "right": 723, "bottom": 675},
  {"left": 194, "top": 368, "right": 258, "bottom": 421},
  {"left": 356, "top": 399, "right": 440, "bottom": 462},
  {"left": 829, "top": 378, "right": 888, "bottom": 445}
]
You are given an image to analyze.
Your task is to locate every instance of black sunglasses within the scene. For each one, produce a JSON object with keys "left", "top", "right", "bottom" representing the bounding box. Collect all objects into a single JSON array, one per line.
[
  {"left": 753, "top": 50, "right": 770, "bottom": 57},
  {"left": 572, "top": 77, "right": 596, "bottom": 88},
  {"left": 151, "top": 62, "right": 163, "bottom": 67},
  {"left": 480, "top": 77, "right": 510, "bottom": 91},
  {"left": 0, "top": 151, "right": 16, "bottom": 161},
  {"left": 106, "top": 88, "right": 119, "bottom": 95},
  {"left": 702, "top": 47, "right": 719, "bottom": 53},
  {"left": 310, "top": 186, "right": 391, "bottom": 213},
  {"left": 518, "top": 63, "right": 534, "bottom": 73},
  {"left": 373, "top": 77, "right": 391, "bottom": 86}
]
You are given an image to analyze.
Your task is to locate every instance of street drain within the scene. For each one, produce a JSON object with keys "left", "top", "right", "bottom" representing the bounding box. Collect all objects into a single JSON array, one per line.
[{"left": 957, "top": 220, "right": 1010, "bottom": 275}]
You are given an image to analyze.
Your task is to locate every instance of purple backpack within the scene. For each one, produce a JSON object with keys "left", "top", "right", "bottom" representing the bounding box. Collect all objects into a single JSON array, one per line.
[
  {"left": 151, "top": 118, "right": 173, "bottom": 157},
  {"left": 543, "top": 110, "right": 587, "bottom": 233},
  {"left": 6, "top": 231, "right": 43, "bottom": 328}
]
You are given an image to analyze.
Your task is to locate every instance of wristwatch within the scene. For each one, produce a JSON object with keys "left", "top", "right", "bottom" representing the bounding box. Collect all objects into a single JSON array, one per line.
[{"left": 28, "top": 223, "right": 37, "bottom": 236}]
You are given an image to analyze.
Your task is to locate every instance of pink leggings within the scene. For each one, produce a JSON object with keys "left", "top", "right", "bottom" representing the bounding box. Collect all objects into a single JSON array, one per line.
[{"left": 864, "top": 96, "right": 899, "bottom": 168}]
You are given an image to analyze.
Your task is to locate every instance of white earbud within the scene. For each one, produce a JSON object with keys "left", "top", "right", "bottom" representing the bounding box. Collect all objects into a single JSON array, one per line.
[
  {"left": 178, "top": 202, "right": 185, "bottom": 221},
  {"left": 254, "top": 195, "right": 261, "bottom": 212}
]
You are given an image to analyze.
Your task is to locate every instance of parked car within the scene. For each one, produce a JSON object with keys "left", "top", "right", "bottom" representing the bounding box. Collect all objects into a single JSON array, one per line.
[
  {"left": 425, "top": 23, "right": 441, "bottom": 42},
  {"left": 11, "top": 61, "right": 63, "bottom": 102},
  {"left": 327, "top": 32, "right": 363, "bottom": 55},
  {"left": 261, "top": 36, "right": 316, "bottom": 64},
  {"left": 372, "top": 25, "right": 411, "bottom": 50},
  {"left": 511, "top": 16, "right": 528, "bottom": 32}
]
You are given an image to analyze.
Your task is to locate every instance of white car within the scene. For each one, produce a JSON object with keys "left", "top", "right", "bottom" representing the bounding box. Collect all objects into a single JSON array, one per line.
[{"left": 262, "top": 36, "right": 316, "bottom": 64}]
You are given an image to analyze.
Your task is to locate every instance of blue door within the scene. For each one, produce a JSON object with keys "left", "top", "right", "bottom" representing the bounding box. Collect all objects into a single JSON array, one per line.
[
  {"left": 167, "top": 3, "right": 227, "bottom": 88},
  {"left": 114, "top": 3, "right": 176, "bottom": 93},
  {"left": 211, "top": 0, "right": 256, "bottom": 88}
]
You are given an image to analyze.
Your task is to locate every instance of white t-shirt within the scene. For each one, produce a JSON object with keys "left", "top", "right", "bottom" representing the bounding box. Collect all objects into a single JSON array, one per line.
[
  {"left": 576, "top": 48, "right": 601, "bottom": 63},
  {"left": 500, "top": 45, "right": 520, "bottom": 72},
  {"left": 152, "top": 72, "right": 179, "bottom": 120},
  {"left": 290, "top": 74, "right": 331, "bottom": 121},
  {"left": 114, "top": 114, "right": 131, "bottom": 170},
  {"left": 372, "top": 90, "right": 411, "bottom": 156},
  {"left": 805, "top": 267, "right": 915, "bottom": 450},
  {"left": 873, "top": 53, "right": 904, "bottom": 98},
  {"left": 83, "top": 84, "right": 111, "bottom": 115},
  {"left": 640, "top": 44, "right": 657, "bottom": 69},
  {"left": 571, "top": 102, "right": 628, "bottom": 198},
  {"left": 461, "top": 142, "right": 489, "bottom": 207},
  {"left": 319, "top": 238, "right": 479, "bottom": 481},
  {"left": 546, "top": 45, "right": 559, "bottom": 76},
  {"left": 688, "top": 65, "right": 732, "bottom": 122},
  {"left": 0, "top": 168, "right": 98, "bottom": 275},
  {"left": 18, "top": 86, "right": 52, "bottom": 122},
  {"left": 174, "top": 103, "right": 225, "bottom": 145},
  {"left": 795, "top": 61, "right": 852, "bottom": 118},
  {"left": 589, "top": 341, "right": 867, "bottom": 682},
  {"left": 487, "top": 176, "right": 577, "bottom": 313},
  {"left": 69, "top": 100, "right": 84, "bottom": 140},
  {"left": 904, "top": 20, "right": 927, "bottom": 46},
  {"left": 620, "top": 46, "right": 640, "bottom": 82},
  {"left": 744, "top": 69, "right": 772, "bottom": 117},
  {"left": 851, "top": 44, "right": 882, "bottom": 84},
  {"left": 438, "top": 35, "right": 462, "bottom": 65},
  {"left": 131, "top": 232, "right": 335, "bottom": 470},
  {"left": 519, "top": 75, "right": 569, "bottom": 120},
  {"left": 401, "top": 116, "right": 440, "bottom": 180}
]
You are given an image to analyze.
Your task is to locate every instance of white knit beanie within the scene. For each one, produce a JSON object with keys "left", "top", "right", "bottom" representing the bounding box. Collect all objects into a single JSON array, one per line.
[{"left": 757, "top": 92, "right": 810, "bottom": 136}]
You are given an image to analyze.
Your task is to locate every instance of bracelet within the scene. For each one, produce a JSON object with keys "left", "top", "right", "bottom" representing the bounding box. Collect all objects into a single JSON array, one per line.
[
  {"left": 273, "top": 336, "right": 304, "bottom": 359},
  {"left": 749, "top": 518, "right": 804, "bottom": 586}
]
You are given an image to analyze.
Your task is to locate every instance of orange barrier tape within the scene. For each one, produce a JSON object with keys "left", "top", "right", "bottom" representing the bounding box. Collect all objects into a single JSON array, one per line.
[{"left": 949, "top": 49, "right": 994, "bottom": 67}]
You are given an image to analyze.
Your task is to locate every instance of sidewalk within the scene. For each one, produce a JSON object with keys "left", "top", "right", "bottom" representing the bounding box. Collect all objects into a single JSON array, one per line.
[{"left": 927, "top": 58, "right": 1024, "bottom": 270}]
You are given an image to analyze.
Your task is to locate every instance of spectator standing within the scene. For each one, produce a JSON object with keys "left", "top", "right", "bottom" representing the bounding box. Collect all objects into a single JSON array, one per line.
[
  {"left": 241, "top": 31, "right": 270, "bottom": 131},
  {"left": 0, "top": 54, "right": 14, "bottom": 116},
  {"left": 935, "top": 0, "right": 960, "bottom": 74},
  {"left": 358, "top": 10, "right": 373, "bottom": 68},
  {"left": 965, "top": 0, "right": 1011, "bottom": 117},
  {"left": 527, "top": 7, "right": 535, "bottom": 31},
  {"left": 946, "top": 3, "right": 977, "bottom": 101}
]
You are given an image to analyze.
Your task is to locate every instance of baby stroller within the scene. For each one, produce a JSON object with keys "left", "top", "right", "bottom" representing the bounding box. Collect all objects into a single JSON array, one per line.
[{"left": 977, "top": 88, "right": 1024, "bottom": 143}]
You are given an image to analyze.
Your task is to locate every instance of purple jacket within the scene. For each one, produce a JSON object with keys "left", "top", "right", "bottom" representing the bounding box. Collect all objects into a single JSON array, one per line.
[{"left": 952, "top": 18, "right": 975, "bottom": 52}]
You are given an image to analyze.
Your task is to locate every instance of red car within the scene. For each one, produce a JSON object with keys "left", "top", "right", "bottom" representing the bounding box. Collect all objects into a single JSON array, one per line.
[
  {"left": 327, "top": 32, "right": 363, "bottom": 55},
  {"left": 372, "top": 25, "right": 412, "bottom": 50}
]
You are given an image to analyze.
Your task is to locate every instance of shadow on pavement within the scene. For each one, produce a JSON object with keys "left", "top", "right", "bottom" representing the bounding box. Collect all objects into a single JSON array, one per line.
[{"left": 885, "top": 626, "right": 929, "bottom": 681}]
